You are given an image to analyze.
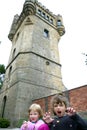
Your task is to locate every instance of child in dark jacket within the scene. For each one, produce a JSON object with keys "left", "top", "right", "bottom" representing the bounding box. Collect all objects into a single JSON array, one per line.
[{"left": 43, "top": 94, "right": 87, "bottom": 130}]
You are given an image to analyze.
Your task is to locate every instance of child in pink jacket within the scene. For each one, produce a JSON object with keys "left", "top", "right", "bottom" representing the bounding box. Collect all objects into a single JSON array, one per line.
[{"left": 20, "top": 103, "right": 49, "bottom": 130}]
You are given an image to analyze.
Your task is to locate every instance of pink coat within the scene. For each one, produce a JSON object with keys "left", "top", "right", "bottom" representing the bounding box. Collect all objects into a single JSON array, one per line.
[{"left": 20, "top": 119, "right": 49, "bottom": 130}]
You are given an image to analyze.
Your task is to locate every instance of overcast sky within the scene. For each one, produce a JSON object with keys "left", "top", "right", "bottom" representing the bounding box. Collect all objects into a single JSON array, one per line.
[{"left": 0, "top": 0, "right": 87, "bottom": 90}]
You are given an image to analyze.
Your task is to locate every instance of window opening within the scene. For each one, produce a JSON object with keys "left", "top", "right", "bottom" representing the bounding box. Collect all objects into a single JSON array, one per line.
[
  {"left": 2, "top": 96, "right": 7, "bottom": 117},
  {"left": 44, "top": 29, "right": 49, "bottom": 38},
  {"left": 12, "top": 48, "right": 16, "bottom": 59},
  {"left": 9, "top": 66, "right": 12, "bottom": 79},
  {"left": 57, "top": 20, "right": 62, "bottom": 26},
  {"left": 38, "top": 9, "right": 41, "bottom": 15},
  {"left": 42, "top": 12, "right": 45, "bottom": 18},
  {"left": 46, "top": 15, "right": 49, "bottom": 20},
  {"left": 50, "top": 19, "right": 53, "bottom": 24}
]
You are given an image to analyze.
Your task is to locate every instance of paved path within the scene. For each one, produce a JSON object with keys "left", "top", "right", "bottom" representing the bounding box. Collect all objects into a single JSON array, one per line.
[{"left": 0, "top": 128, "right": 20, "bottom": 130}]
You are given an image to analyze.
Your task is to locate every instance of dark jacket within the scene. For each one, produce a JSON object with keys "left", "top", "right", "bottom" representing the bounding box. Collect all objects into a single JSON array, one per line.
[{"left": 49, "top": 114, "right": 87, "bottom": 130}]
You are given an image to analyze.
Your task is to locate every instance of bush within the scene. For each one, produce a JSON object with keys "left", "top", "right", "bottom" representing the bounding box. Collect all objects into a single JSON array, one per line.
[
  {"left": 16, "top": 118, "right": 28, "bottom": 128},
  {"left": 84, "top": 118, "right": 87, "bottom": 121},
  {"left": 0, "top": 118, "right": 10, "bottom": 128}
]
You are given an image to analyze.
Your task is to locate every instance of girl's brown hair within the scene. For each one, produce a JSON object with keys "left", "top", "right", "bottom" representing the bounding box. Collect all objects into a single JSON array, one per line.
[{"left": 51, "top": 93, "right": 67, "bottom": 115}]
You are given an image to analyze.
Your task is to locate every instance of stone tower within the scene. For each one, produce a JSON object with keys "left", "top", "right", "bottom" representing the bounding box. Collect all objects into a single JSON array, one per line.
[{"left": 0, "top": 0, "right": 65, "bottom": 127}]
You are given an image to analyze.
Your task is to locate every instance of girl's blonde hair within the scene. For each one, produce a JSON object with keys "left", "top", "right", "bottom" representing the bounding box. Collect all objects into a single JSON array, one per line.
[{"left": 28, "top": 103, "right": 43, "bottom": 118}]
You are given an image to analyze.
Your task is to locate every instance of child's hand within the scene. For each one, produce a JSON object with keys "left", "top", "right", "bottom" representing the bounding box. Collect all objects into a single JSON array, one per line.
[
  {"left": 43, "top": 112, "right": 54, "bottom": 124},
  {"left": 22, "top": 121, "right": 28, "bottom": 129},
  {"left": 66, "top": 107, "right": 76, "bottom": 116}
]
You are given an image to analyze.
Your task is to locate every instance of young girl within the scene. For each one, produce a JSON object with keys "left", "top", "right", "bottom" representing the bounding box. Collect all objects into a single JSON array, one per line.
[
  {"left": 43, "top": 94, "right": 87, "bottom": 130},
  {"left": 20, "top": 103, "right": 49, "bottom": 130}
]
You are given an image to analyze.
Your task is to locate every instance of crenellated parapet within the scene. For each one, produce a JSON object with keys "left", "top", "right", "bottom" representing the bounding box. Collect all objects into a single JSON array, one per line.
[
  {"left": 23, "top": 0, "right": 36, "bottom": 16},
  {"left": 8, "top": 0, "right": 65, "bottom": 41}
]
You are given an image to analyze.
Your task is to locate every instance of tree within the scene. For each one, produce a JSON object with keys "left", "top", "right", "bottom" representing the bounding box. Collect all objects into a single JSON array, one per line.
[
  {"left": 0, "top": 64, "right": 6, "bottom": 89},
  {"left": 0, "top": 64, "right": 6, "bottom": 74}
]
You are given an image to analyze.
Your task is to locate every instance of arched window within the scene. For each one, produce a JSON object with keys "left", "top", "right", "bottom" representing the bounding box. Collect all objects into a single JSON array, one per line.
[
  {"left": 2, "top": 96, "right": 7, "bottom": 117},
  {"left": 38, "top": 9, "right": 41, "bottom": 15},
  {"left": 8, "top": 66, "right": 12, "bottom": 79},
  {"left": 42, "top": 12, "right": 45, "bottom": 18},
  {"left": 44, "top": 29, "right": 49, "bottom": 38},
  {"left": 46, "top": 15, "right": 49, "bottom": 21},
  {"left": 12, "top": 48, "right": 16, "bottom": 59},
  {"left": 16, "top": 32, "right": 19, "bottom": 41},
  {"left": 50, "top": 18, "right": 53, "bottom": 24},
  {"left": 57, "top": 20, "right": 62, "bottom": 26}
]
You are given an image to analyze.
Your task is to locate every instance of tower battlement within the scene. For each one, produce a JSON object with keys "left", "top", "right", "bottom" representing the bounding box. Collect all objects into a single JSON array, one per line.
[{"left": 8, "top": 0, "right": 65, "bottom": 41}]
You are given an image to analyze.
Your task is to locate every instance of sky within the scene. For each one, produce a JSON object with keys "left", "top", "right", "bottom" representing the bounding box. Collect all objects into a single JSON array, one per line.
[{"left": 0, "top": 0, "right": 87, "bottom": 90}]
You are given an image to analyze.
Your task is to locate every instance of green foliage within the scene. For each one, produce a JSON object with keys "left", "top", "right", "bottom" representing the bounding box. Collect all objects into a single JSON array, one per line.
[
  {"left": 84, "top": 117, "right": 87, "bottom": 121},
  {"left": 0, "top": 81, "right": 3, "bottom": 89},
  {"left": 0, "top": 64, "right": 6, "bottom": 74},
  {"left": 0, "top": 118, "right": 10, "bottom": 128},
  {"left": 16, "top": 118, "right": 28, "bottom": 128},
  {"left": 0, "top": 64, "right": 5, "bottom": 89},
  {"left": 0, "top": 75, "right": 4, "bottom": 89}
]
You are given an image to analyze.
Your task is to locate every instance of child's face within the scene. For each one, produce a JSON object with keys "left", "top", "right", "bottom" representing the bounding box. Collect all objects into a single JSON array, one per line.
[
  {"left": 53, "top": 102, "right": 66, "bottom": 117},
  {"left": 29, "top": 110, "right": 40, "bottom": 123}
]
